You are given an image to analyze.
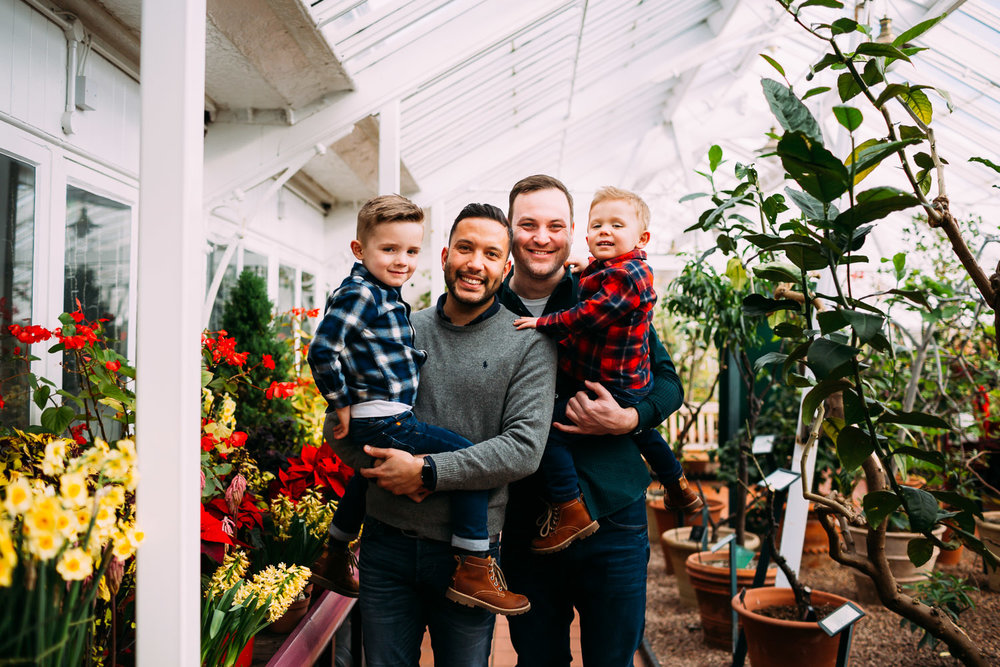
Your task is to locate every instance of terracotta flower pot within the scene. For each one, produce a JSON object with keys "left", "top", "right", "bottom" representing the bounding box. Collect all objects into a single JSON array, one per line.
[
  {"left": 846, "top": 525, "right": 945, "bottom": 602},
  {"left": 686, "top": 550, "right": 776, "bottom": 649},
  {"left": 974, "top": 511, "right": 1000, "bottom": 592},
  {"left": 648, "top": 495, "right": 725, "bottom": 573},
  {"left": 662, "top": 527, "right": 760, "bottom": 608},
  {"left": 732, "top": 587, "right": 859, "bottom": 667},
  {"left": 267, "top": 583, "right": 313, "bottom": 634}
]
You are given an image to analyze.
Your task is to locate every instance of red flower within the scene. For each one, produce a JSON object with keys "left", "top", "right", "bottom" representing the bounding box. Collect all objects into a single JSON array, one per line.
[
  {"left": 0, "top": 393, "right": 4, "bottom": 410},
  {"left": 105, "top": 360, "right": 121, "bottom": 372},
  {"left": 265, "top": 381, "right": 296, "bottom": 400},
  {"left": 70, "top": 311, "right": 85, "bottom": 323},
  {"left": 262, "top": 354, "right": 275, "bottom": 370},
  {"left": 275, "top": 442, "right": 352, "bottom": 500},
  {"left": 8, "top": 324, "right": 52, "bottom": 344},
  {"left": 307, "top": 309, "right": 320, "bottom": 318},
  {"left": 70, "top": 423, "right": 87, "bottom": 445}
]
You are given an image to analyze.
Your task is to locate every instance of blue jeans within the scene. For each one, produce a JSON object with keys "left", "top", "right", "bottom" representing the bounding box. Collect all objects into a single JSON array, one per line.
[
  {"left": 503, "top": 497, "right": 650, "bottom": 666},
  {"left": 541, "top": 397, "right": 682, "bottom": 503},
  {"left": 330, "top": 412, "right": 489, "bottom": 550},
  {"left": 359, "top": 517, "right": 497, "bottom": 666}
]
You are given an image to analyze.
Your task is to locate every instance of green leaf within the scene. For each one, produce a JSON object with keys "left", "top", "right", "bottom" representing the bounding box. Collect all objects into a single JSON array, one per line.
[
  {"left": 806, "top": 337, "right": 859, "bottom": 377},
  {"left": 833, "top": 187, "right": 919, "bottom": 231},
  {"left": 33, "top": 385, "right": 51, "bottom": 410},
  {"left": 888, "top": 288, "right": 930, "bottom": 308},
  {"left": 970, "top": 156, "right": 1000, "bottom": 175},
  {"left": 679, "top": 192, "right": 711, "bottom": 203},
  {"left": 929, "top": 491, "right": 978, "bottom": 515},
  {"left": 726, "top": 256, "right": 747, "bottom": 290},
  {"left": 843, "top": 310, "right": 884, "bottom": 343},
  {"left": 863, "top": 490, "right": 901, "bottom": 528},
  {"left": 907, "top": 538, "right": 935, "bottom": 567},
  {"left": 718, "top": 234, "right": 735, "bottom": 254},
  {"left": 784, "top": 187, "right": 829, "bottom": 220},
  {"left": 802, "top": 86, "right": 831, "bottom": 100},
  {"left": 777, "top": 132, "right": 849, "bottom": 203},
  {"left": 901, "top": 486, "right": 939, "bottom": 533},
  {"left": 892, "top": 14, "right": 947, "bottom": 48},
  {"left": 803, "top": 378, "right": 853, "bottom": 421},
  {"left": 742, "top": 294, "right": 802, "bottom": 316},
  {"left": 855, "top": 41, "right": 911, "bottom": 64},
  {"left": 783, "top": 237, "right": 831, "bottom": 271},
  {"left": 830, "top": 18, "right": 858, "bottom": 35},
  {"left": 709, "top": 145, "right": 723, "bottom": 172},
  {"left": 754, "top": 351, "right": 789, "bottom": 372},
  {"left": 861, "top": 57, "right": 884, "bottom": 86},
  {"left": 753, "top": 262, "right": 801, "bottom": 283},
  {"left": 800, "top": 0, "right": 843, "bottom": 8},
  {"left": 878, "top": 410, "right": 949, "bottom": 429},
  {"left": 817, "top": 310, "right": 848, "bottom": 334},
  {"left": 847, "top": 139, "right": 922, "bottom": 183},
  {"left": 837, "top": 72, "right": 862, "bottom": 102},
  {"left": 899, "top": 125, "right": 925, "bottom": 141},
  {"left": 833, "top": 105, "right": 863, "bottom": 132},
  {"left": 902, "top": 87, "right": 933, "bottom": 124},
  {"left": 745, "top": 233, "right": 784, "bottom": 250},
  {"left": 774, "top": 322, "right": 804, "bottom": 338},
  {"left": 811, "top": 53, "right": 841, "bottom": 73},
  {"left": 761, "top": 79, "right": 824, "bottom": 145},
  {"left": 892, "top": 252, "right": 906, "bottom": 281},
  {"left": 760, "top": 54, "right": 785, "bottom": 77},
  {"left": 874, "top": 83, "right": 910, "bottom": 109},
  {"left": 40, "top": 405, "right": 75, "bottom": 435},
  {"left": 891, "top": 446, "right": 945, "bottom": 468}
]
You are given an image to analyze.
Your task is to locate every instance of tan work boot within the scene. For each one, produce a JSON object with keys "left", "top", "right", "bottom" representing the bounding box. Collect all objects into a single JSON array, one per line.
[
  {"left": 309, "top": 544, "right": 359, "bottom": 598},
  {"left": 663, "top": 475, "right": 704, "bottom": 514},
  {"left": 445, "top": 555, "right": 531, "bottom": 615},
  {"left": 530, "top": 496, "right": 600, "bottom": 554}
]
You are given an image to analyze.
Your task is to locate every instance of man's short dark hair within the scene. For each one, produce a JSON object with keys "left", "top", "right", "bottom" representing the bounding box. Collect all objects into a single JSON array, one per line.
[
  {"left": 449, "top": 203, "right": 512, "bottom": 251},
  {"left": 507, "top": 174, "right": 574, "bottom": 223}
]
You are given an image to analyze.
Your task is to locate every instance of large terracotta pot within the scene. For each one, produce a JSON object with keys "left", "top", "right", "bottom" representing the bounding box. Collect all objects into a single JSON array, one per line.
[
  {"left": 663, "top": 527, "right": 760, "bottom": 608},
  {"left": 686, "top": 550, "right": 776, "bottom": 649},
  {"left": 846, "top": 525, "right": 945, "bottom": 602},
  {"left": 648, "top": 495, "right": 725, "bottom": 573},
  {"left": 975, "top": 511, "right": 1000, "bottom": 592},
  {"left": 733, "top": 587, "right": 859, "bottom": 667}
]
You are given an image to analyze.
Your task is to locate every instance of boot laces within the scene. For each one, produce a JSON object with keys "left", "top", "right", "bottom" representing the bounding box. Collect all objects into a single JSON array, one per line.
[
  {"left": 344, "top": 547, "right": 359, "bottom": 574},
  {"left": 486, "top": 557, "right": 509, "bottom": 592},
  {"left": 537, "top": 504, "right": 561, "bottom": 538}
]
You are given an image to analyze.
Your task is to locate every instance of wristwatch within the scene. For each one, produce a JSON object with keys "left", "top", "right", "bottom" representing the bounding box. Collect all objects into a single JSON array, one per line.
[{"left": 420, "top": 457, "right": 436, "bottom": 491}]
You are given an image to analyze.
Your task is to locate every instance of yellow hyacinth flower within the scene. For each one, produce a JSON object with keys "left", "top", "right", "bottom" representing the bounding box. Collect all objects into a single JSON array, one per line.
[
  {"left": 93, "top": 504, "right": 116, "bottom": 530},
  {"left": 56, "top": 547, "right": 94, "bottom": 581},
  {"left": 41, "top": 439, "right": 69, "bottom": 475},
  {"left": 60, "top": 471, "right": 89, "bottom": 508},
  {"left": 3, "top": 477, "right": 33, "bottom": 515},
  {"left": 98, "top": 485, "right": 126, "bottom": 510},
  {"left": 0, "top": 520, "right": 17, "bottom": 586},
  {"left": 24, "top": 496, "right": 61, "bottom": 535},
  {"left": 28, "top": 531, "right": 63, "bottom": 561},
  {"left": 116, "top": 439, "right": 137, "bottom": 464},
  {"left": 202, "top": 388, "right": 215, "bottom": 415}
]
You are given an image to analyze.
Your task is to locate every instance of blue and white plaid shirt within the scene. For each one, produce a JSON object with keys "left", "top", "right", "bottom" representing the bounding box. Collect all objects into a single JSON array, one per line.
[{"left": 308, "top": 263, "right": 427, "bottom": 410}]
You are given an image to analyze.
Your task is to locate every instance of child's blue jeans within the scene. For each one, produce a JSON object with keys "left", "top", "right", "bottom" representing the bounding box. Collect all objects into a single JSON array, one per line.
[
  {"left": 330, "top": 411, "right": 489, "bottom": 552},
  {"left": 540, "top": 389, "right": 683, "bottom": 504}
]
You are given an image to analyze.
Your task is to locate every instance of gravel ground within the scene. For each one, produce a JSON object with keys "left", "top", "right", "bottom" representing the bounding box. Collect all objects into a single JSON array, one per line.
[{"left": 644, "top": 543, "right": 1000, "bottom": 666}]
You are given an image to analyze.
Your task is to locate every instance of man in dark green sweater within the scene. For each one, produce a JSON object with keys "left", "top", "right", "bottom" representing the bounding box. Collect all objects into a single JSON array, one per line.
[{"left": 498, "top": 174, "right": 684, "bottom": 666}]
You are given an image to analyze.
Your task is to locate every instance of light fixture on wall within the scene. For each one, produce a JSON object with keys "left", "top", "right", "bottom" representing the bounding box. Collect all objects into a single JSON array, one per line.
[{"left": 876, "top": 16, "right": 894, "bottom": 43}]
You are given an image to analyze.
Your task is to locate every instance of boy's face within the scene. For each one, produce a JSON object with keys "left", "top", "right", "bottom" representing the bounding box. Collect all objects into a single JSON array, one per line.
[
  {"left": 586, "top": 199, "right": 650, "bottom": 262},
  {"left": 350, "top": 222, "right": 424, "bottom": 288}
]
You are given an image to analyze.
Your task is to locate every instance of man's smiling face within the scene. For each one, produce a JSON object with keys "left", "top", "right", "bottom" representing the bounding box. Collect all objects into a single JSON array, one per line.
[{"left": 509, "top": 188, "right": 573, "bottom": 282}]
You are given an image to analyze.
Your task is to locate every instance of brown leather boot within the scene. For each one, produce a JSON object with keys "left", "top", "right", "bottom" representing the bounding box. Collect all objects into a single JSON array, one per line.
[
  {"left": 445, "top": 555, "right": 531, "bottom": 615},
  {"left": 530, "top": 496, "right": 600, "bottom": 554},
  {"left": 309, "top": 544, "right": 359, "bottom": 598},
  {"left": 663, "top": 475, "right": 704, "bottom": 513}
]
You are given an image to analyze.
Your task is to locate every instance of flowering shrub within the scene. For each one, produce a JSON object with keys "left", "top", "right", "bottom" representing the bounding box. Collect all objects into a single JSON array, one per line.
[{"left": 201, "top": 550, "right": 310, "bottom": 667}]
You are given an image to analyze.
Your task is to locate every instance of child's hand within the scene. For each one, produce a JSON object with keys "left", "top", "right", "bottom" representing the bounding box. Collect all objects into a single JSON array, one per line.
[
  {"left": 564, "top": 253, "right": 590, "bottom": 274},
  {"left": 513, "top": 317, "right": 539, "bottom": 330},
  {"left": 331, "top": 405, "right": 351, "bottom": 439}
]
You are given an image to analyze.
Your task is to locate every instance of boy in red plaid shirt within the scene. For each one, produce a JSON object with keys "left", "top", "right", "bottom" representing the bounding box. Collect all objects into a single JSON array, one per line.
[{"left": 514, "top": 186, "right": 701, "bottom": 553}]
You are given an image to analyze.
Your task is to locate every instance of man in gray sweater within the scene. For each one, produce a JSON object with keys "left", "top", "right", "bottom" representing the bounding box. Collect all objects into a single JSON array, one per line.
[{"left": 327, "top": 203, "right": 556, "bottom": 667}]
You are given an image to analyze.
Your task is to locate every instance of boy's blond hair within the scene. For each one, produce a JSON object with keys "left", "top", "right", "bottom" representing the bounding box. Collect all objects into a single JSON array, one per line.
[
  {"left": 356, "top": 194, "right": 425, "bottom": 242},
  {"left": 590, "top": 186, "right": 650, "bottom": 231}
]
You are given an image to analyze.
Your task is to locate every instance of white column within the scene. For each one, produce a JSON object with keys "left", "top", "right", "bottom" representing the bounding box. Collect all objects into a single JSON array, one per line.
[
  {"left": 776, "top": 391, "right": 819, "bottom": 587},
  {"left": 378, "top": 99, "right": 401, "bottom": 195},
  {"left": 135, "top": 0, "right": 206, "bottom": 664}
]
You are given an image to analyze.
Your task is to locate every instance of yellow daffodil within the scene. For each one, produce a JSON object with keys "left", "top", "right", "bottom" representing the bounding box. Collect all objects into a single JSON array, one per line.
[
  {"left": 60, "top": 471, "right": 89, "bottom": 508},
  {"left": 3, "top": 477, "right": 33, "bottom": 515},
  {"left": 27, "top": 530, "right": 63, "bottom": 561},
  {"left": 23, "top": 496, "right": 60, "bottom": 535},
  {"left": 41, "top": 439, "right": 69, "bottom": 475},
  {"left": 0, "top": 520, "right": 17, "bottom": 586},
  {"left": 56, "top": 547, "right": 93, "bottom": 581}
]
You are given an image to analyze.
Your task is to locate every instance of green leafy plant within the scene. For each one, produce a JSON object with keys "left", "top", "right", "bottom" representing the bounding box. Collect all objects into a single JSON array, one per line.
[{"left": 901, "top": 571, "right": 978, "bottom": 649}]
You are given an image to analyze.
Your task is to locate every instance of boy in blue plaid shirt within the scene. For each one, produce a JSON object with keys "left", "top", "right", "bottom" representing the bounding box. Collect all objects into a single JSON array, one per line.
[{"left": 307, "top": 195, "right": 530, "bottom": 615}]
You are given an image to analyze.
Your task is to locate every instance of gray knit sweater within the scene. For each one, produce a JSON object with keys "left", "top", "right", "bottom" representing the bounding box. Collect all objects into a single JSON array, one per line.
[{"left": 328, "top": 303, "right": 557, "bottom": 543}]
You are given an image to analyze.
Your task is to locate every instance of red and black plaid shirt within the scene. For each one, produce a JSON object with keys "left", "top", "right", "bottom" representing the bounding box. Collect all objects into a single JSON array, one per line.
[{"left": 536, "top": 248, "right": 656, "bottom": 395}]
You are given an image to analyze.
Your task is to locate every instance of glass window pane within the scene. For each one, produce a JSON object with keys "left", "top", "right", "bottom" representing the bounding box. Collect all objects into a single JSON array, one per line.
[
  {"left": 207, "top": 242, "right": 237, "bottom": 331},
  {"left": 64, "top": 186, "right": 131, "bottom": 393},
  {"left": 278, "top": 264, "right": 295, "bottom": 341},
  {"left": 0, "top": 154, "right": 35, "bottom": 426},
  {"left": 302, "top": 271, "right": 317, "bottom": 334},
  {"left": 243, "top": 250, "right": 268, "bottom": 283}
]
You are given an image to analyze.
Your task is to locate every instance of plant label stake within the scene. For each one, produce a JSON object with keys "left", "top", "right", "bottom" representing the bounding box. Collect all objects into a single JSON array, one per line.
[
  {"left": 752, "top": 434, "right": 775, "bottom": 455},
  {"left": 817, "top": 601, "right": 865, "bottom": 667}
]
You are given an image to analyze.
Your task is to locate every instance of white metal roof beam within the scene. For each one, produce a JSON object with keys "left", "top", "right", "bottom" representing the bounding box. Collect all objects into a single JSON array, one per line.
[{"left": 203, "top": 0, "right": 577, "bottom": 206}]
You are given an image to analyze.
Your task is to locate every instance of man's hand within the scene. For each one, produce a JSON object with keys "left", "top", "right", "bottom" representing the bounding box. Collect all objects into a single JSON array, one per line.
[
  {"left": 330, "top": 405, "right": 352, "bottom": 439},
  {"left": 360, "top": 445, "right": 427, "bottom": 498},
  {"left": 553, "top": 380, "right": 639, "bottom": 436},
  {"left": 513, "top": 317, "right": 540, "bottom": 330},
  {"left": 564, "top": 253, "right": 590, "bottom": 274}
]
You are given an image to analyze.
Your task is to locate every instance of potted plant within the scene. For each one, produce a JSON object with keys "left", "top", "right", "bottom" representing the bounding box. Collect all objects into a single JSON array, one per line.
[{"left": 684, "top": 2, "right": 1000, "bottom": 664}]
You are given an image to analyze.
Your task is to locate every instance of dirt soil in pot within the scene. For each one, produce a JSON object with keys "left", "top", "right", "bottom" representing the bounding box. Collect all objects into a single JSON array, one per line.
[{"left": 644, "top": 542, "right": 1000, "bottom": 666}]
